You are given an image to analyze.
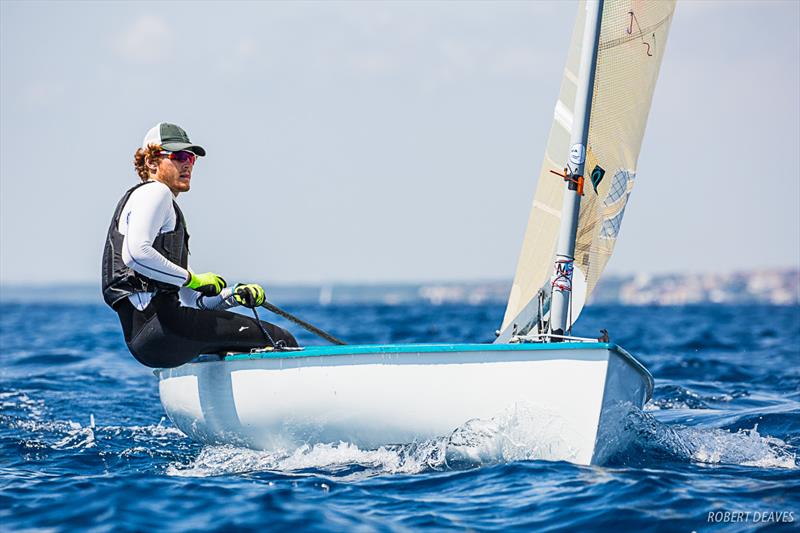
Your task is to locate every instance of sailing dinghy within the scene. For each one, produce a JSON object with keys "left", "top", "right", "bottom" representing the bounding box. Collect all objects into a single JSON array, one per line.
[{"left": 157, "top": 0, "right": 676, "bottom": 466}]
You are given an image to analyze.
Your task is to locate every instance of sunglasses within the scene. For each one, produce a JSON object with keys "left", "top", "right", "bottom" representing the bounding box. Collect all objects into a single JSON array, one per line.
[{"left": 159, "top": 150, "right": 197, "bottom": 164}]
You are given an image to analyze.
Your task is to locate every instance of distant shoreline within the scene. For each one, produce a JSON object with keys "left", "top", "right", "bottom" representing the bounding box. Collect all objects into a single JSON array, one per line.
[{"left": 1, "top": 268, "right": 797, "bottom": 306}]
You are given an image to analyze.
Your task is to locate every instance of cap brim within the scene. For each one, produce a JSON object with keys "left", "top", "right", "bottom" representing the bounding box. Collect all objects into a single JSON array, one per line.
[{"left": 161, "top": 142, "right": 206, "bottom": 156}]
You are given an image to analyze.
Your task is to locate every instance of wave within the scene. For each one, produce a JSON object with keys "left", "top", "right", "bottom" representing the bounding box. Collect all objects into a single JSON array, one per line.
[
  {"left": 607, "top": 406, "right": 797, "bottom": 469},
  {"left": 167, "top": 403, "right": 798, "bottom": 478},
  {"left": 4, "top": 388, "right": 795, "bottom": 479},
  {"left": 166, "top": 404, "right": 585, "bottom": 478},
  {"left": 0, "top": 389, "right": 184, "bottom": 458},
  {"left": 647, "top": 383, "right": 752, "bottom": 410}
]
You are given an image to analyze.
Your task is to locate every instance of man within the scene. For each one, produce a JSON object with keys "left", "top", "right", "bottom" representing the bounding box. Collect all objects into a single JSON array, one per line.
[{"left": 102, "top": 122, "right": 297, "bottom": 368}]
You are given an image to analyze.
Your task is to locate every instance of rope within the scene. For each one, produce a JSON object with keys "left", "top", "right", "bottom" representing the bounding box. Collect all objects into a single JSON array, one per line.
[
  {"left": 251, "top": 306, "right": 279, "bottom": 349},
  {"left": 627, "top": 11, "right": 654, "bottom": 57},
  {"left": 568, "top": 285, "right": 573, "bottom": 336},
  {"left": 261, "top": 300, "right": 346, "bottom": 346}
]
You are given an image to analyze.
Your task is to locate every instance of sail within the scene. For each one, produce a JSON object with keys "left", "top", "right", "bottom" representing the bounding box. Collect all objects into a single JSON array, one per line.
[
  {"left": 500, "top": 2, "right": 587, "bottom": 333},
  {"left": 501, "top": 0, "right": 675, "bottom": 333}
]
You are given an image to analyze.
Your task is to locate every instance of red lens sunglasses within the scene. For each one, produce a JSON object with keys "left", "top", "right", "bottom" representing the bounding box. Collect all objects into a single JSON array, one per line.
[{"left": 159, "top": 151, "right": 197, "bottom": 164}]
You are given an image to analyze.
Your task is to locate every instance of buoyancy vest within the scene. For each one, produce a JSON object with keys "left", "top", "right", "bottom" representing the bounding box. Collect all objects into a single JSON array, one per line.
[{"left": 101, "top": 182, "right": 190, "bottom": 308}]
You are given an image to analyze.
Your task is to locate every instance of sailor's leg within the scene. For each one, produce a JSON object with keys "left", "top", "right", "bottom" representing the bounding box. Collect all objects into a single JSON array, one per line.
[
  {"left": 156, "top": 293, "right": 298, "bottom": 350},
  {"left": 116, "top": 293, "right": 298, "bottom": 368}
]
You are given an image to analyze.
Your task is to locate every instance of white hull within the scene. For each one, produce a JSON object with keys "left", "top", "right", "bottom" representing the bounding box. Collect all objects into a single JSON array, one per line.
[{"left": 156, "top": 343, "right": 652, "bottom": 466}]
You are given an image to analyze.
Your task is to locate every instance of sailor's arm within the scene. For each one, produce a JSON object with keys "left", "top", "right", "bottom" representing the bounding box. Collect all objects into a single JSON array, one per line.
[
  {"left": 121, "top": 185, "right": 190, "bottom": 286},
  {"left": 121, "top": 183, "right": 261, "bottom": 310},
  {"left": 185, "top": 286, "right": 237, "bottom": 310},
  {"left": 184, "top": 284, "right": 266, "bottom": 310}
]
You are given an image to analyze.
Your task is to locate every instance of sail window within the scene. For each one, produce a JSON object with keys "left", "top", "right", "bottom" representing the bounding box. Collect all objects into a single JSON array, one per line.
[
  {"left": 604, "top": 170, "right": 634, "bottom": 206},
  {"left": 600, "top": 206, "right": 627, "bottom": 239}
]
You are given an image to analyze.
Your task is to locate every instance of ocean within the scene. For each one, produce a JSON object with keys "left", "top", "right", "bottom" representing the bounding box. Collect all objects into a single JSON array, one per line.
[{"left": 1, "top": 301, "right": 798, "bottom": 531}]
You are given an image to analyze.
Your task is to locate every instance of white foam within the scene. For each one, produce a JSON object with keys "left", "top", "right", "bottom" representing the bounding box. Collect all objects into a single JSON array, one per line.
[
  {"left": 166, "top": 442, "right": 417, "bottom": 478},
  {"left": 1, "top": 390, "right": 185, "bottom": 453},
  {"left": 167, "top": 403, "right": 798, "bottom": 478},
  {"left": 167, "top": 404, "right": 583, "bottom": 478},
  {"left": 682, "top": 424, "right": 797, "bottom": 469},
  {"left": 0, "top": 390, "right": 46, "bottom": 420},
  {"left": 4, "top": 389, "right": 794, "bottom": 474},
  {"left": 633, "top": 409, "right": 797, "bottom": 470}
]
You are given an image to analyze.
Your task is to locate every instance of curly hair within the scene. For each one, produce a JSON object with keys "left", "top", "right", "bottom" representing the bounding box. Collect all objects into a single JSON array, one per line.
[{"left": 133, "top": 143, "right": 164, "bottom": 182}]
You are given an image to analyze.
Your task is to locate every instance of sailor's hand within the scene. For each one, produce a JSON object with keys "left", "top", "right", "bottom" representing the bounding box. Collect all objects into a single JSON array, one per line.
[
  {"left": 233, "top": 283, "right": 266, "bottom": 308},
  {"left": 184, "top": 271, "right": 227, "bottom": 296}
]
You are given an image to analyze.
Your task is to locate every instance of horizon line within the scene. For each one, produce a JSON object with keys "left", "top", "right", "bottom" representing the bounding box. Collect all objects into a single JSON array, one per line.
[{"left": 1, "top": 266, "right": 798, "bottom": 288}]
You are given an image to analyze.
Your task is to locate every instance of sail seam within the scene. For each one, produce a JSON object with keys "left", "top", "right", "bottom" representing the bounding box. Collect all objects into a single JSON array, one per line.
[
  {"left": 533, "top": 201, "right": 561, "bottom": 219},
  {"left": 598, "top": 14, "right": 671, "bottom": 52}
]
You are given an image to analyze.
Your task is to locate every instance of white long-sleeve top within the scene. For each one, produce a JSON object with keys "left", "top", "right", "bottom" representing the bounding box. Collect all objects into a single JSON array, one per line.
[
  {"left": 119, "top": 180, "right": 189, "bottom": 287},
  {"left": 118, "top": 180, "right": 235, "bottom": 311}
]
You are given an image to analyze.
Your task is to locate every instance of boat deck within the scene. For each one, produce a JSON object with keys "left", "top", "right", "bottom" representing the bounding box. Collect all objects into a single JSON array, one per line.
[{"left": 223, "top": 341, "right": 616, "bottom": 361}]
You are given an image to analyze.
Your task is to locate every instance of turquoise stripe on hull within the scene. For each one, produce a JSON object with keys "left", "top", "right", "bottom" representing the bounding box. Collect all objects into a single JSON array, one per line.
[
  {"left": 218, "top": 342, "right": 653, "bottom": 399},
  {"left": 225, "top": 342, "right": 617, "bottom": 361}
]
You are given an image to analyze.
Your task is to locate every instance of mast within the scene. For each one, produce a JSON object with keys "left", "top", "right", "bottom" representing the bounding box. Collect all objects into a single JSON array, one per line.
[{"left": 549, "top": 0, "right": 604, "bottom": 338}]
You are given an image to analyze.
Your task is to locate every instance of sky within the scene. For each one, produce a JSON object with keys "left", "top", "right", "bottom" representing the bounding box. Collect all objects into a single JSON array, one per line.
[{"left": 1, "top": 0, "right": 798, "bottom": 285}]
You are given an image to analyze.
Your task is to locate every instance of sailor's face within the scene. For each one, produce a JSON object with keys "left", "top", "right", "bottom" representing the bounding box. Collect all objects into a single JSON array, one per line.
[{"left": 155, "top": 154, "right": 194, "bottom": 195}]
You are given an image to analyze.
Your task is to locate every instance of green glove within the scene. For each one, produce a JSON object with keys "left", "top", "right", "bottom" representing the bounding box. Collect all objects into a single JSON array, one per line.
[
  {"left": 234, "top": 283, "right": 266, "bottom": 308},
  {"left": 184, "top": 271, "right": 227, "bottom": 296}
]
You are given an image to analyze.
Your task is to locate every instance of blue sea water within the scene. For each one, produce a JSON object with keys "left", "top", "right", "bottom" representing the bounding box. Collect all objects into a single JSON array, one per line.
[{"left": 1, "top": 301, "right": 798, "bottom": 531}]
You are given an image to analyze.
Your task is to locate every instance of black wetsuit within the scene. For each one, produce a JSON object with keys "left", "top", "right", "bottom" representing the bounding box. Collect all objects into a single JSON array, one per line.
[
  {"left": 102, "top": 181, "right": 297, "bottom": 368},
  {"left": 115, "top": 292, "right": 297, "bottom": 368}
]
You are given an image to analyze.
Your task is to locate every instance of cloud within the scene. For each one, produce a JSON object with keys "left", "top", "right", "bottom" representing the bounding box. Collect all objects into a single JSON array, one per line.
[
  {"left": 114, "top": 15, "right": 172, "bottom": 64},
  {"left": 348, "top": 50, "right": 394, "bottom": 74},
  {"left": 22, "top": 80, "right": 67, "bottom": 107},
  {"left": 430, "top": 40, "right": 547, "bottom": 86},
  {"left": 237, "top": 38, "right": 257, "bottom": 59},
  {"left": 210, "top": 36, "right": 263, "bottom": 74},
  {"left": 490, "top": 47, "right": 546, "bottom": 79},
  {"left": 676, "top": 0, "right": 767, "bottom": 19}
]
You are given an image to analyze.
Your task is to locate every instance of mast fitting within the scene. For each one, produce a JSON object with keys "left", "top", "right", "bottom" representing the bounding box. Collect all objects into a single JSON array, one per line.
[
  {"left": 551, "top": 258, "right": 574, "bottom": 293},
  {"left": 549, "top": 168, "right": 585, "bottom": 196}
]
